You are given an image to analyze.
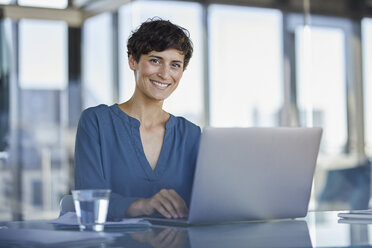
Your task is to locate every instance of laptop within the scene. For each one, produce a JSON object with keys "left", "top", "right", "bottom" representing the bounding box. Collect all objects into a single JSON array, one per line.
[{"left": 146, "top": 127, "right": 322, "bottom": 226}]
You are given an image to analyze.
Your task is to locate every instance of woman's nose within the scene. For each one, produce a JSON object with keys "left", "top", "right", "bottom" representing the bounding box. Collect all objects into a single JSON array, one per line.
[{"left": 158, "top": 65, "right": 170, "bottom": 79}]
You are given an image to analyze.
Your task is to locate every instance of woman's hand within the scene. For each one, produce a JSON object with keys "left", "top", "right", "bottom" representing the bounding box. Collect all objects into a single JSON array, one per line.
[
  {"left": 126, "top": 189, "right": 188, "bottom": 218},
  {"left": 144, "top": 189, "right": 188, "bottom": 218}
]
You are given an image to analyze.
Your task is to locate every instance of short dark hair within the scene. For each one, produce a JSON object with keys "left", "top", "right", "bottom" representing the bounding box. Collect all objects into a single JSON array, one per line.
[{"left": 127, "top": 18, "right": 193, "bottom": 70}]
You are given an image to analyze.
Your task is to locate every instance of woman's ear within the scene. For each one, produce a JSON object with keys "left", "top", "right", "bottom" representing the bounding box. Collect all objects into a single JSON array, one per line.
[{"left": 128, "top": 55, "right": 138, "bottom": 71}]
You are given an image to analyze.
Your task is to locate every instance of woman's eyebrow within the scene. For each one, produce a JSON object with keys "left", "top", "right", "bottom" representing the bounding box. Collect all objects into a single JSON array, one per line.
[
  {"left": 172, "top": 60, "right": 184, "bottom": 64},
  {"left": 149, "top": 55, "right": 163, "bottom": 60},
  {"left": 148, "top": 55, "right": 183, "bottom": 64}
]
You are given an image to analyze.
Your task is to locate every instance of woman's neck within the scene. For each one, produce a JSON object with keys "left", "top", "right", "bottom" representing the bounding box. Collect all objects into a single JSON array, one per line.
[{"left": 118, "top": 95, "right": 169, "bottom": 128}]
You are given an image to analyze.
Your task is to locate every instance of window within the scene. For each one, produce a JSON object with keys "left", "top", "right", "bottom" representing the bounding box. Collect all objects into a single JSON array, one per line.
[
  {"left": 0, "top": 18, "right": 12, "bottom": 221},
  {"left": 18, "top": 0, "right": 68, "bottom": 9},
  {"left": 362, "top": 18, "right": 372, "bottom": 156},
  {"left": 209, "top": 5, "right": 283, "bottom": 127},
  {"left": 82, "top": 13, "right": 113, "bottom": 108},
  {"left": 0, "top": 0, "right": 13, "bottom": 4},
  {"left": 119, "top": 1, "right": 204, "bottom": 125},
  {"left": 15, "top": 19, "right": 70, "bottom": 220},
  {"left": 19, "top": 19, "right": 67, "bottom": 90},
  {"left": 296, "top": 26, "right": 347, "bottom": 155}
]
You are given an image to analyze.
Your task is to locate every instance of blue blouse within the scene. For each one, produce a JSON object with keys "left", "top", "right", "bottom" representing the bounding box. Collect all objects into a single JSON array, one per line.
[{"left": 74, "top": 104, "right": 201, "bottom": 219}]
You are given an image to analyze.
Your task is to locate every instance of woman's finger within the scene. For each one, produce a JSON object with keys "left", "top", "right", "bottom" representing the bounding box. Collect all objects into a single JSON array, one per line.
[
  {"left": 164, "top": 189, "right": 188, "bottom": 218},
  {"left": 169, "top": 190, "right": 188, "bottom": 216},
  {"left": 151, "top": 193, "right": 177, "bottom": 218},
  {"left": 158, "top": 190, "right": 182, "bottom": 218}
]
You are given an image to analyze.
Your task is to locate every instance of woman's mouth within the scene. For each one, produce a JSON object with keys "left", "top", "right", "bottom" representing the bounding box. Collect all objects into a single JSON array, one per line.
[{"left": 151, "top": 80, "right": 169, "bottom": 89}]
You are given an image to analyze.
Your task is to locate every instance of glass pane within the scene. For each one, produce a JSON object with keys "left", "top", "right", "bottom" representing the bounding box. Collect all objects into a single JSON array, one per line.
[
  {"left": 19, "top": 89, "right": 70, "bottom": 220},
  {"left": 296, "top": 27, "right": 347, "bottom": 155},
  {"left": 209, "top": 5, "right": 283, "bottom": 127},
  {"left": 362, "top": 18, "right": 372, "bottom": 156},
  {"left": 82, "top": 13, "right": 113, "bottom": 108},
  {"left": 14, "top": 20, "right": 70, "bottom": 220},
  {"left": 119, "top": 1, "right": 204, "bottom": 125},
  {"left": 18, "top": 0, "right": 67, "bottom": 9},
  {"left": 19, "top": 19, "right": 67, "bottom": 90},
  {"left": 0, "top": 0, "right": 13, "bottom": 4},
  {"left": 0, "top": 18, "right": 12, "bottom": 221}
]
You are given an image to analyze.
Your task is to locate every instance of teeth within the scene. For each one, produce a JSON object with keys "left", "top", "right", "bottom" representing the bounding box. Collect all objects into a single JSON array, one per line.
[{"left": 151, "top": 80, "right": 168, "bottom": 88}]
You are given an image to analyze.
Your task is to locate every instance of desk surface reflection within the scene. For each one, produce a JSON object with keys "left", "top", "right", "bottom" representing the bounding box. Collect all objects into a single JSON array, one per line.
[
  {"left": 0, "top": 211, "right": 371, "bottom": 248},
  {"left": 124, "top": 220, "right": 311, "bottom": 248}
]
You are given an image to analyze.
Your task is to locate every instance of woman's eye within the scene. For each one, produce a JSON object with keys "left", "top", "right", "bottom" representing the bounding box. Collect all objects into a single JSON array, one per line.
[
  {"left": 172, "top": 63, "right": 181, "bottom": 69},
  {"left": 150, "top": 59, "right": 160, "bottom": 64}
]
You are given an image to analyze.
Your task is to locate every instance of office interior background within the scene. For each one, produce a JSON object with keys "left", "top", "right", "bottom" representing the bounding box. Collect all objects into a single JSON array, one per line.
[{"left": 0, "top": 0, "right": 372, "bottom": 221}]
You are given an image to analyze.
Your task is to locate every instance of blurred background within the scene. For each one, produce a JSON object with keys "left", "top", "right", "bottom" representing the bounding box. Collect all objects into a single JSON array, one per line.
[{"left": 0, "top": 0, "right": 372, "bottom": 221}]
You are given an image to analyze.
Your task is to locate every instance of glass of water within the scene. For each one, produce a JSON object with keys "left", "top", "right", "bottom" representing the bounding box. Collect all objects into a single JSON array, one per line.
[{"left": 72, "top": 189, "right": 111, "bottom": 232}]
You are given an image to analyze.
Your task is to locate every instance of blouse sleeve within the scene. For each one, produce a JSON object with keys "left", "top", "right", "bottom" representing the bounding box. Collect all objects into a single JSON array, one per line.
[{"left": 74, "top": 109, "right": 139, "bottom": 219}]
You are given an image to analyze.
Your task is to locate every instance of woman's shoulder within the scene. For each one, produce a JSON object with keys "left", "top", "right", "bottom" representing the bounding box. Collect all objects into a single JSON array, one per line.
[
  {"left": 172, "top": 115, "right": 201, "bottom": 134},
  {"left": 81, "top": 104, "right": 110, "bottom": 116},
  {"left": 78, "top": 104, "right": 113, "bottom": 128},
  {"left": 80, "top": 104, "right": 116, "bottom": 121}
]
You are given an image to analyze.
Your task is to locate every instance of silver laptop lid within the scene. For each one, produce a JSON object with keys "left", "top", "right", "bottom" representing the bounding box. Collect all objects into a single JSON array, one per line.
[{"left": 188, "top": 127, "right": 322, "bottom": 224}]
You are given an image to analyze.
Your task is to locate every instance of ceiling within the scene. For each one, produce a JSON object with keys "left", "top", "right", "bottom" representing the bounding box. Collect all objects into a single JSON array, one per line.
[
  {"left": 71, "top": 0, "right": 372, "bottom": 18},
  {"left": 1, "top": 0, "right": 372, "bottom": 27}
]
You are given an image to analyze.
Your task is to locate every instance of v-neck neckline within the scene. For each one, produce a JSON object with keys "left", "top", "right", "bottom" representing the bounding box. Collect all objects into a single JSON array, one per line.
[{"left": 111, "top": 104, "right": 176, "bottom": 179}]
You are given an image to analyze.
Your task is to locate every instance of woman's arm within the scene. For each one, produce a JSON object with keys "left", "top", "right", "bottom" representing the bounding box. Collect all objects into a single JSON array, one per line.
[{"left": 74, "top": 109, "right": 139, "bottom": 219}]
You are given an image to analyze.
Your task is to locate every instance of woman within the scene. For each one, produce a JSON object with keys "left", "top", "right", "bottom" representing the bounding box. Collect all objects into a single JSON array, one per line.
[{"left": 74, "top": 18, "right": 201, "bottom": 220}]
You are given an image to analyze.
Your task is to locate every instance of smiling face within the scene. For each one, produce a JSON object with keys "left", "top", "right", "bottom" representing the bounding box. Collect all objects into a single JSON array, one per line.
[{"left": 129, "top": 48, "right": 185, "bottom": 102}]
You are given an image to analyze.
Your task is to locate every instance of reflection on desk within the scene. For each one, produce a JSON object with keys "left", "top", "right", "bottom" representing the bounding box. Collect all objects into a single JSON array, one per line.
[
  {"left": 122, "top": 220, "right": 311, "bottom": 248},
  {"left": 188, "top": 220, "right": 311, "bottom": 248},
  {"left": 128, "top": 228, "right": 188, "bottom": 248},
  {"left": 0, "top": 228, "right": 121, "bottom": 248},
  {"left": 1, "top": 211, "right": 372, "bottom": 248}
]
